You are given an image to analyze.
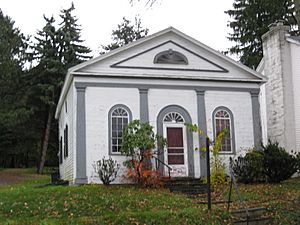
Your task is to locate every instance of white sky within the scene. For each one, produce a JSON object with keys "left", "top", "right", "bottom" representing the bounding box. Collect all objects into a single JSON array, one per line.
[{"left": 0, "top": 0, "right": 235, "bottom": 57}]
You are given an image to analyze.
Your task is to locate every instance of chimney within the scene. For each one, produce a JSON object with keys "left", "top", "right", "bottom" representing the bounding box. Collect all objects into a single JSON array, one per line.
[{"left": 261, "top": 20, "right": 296, "bottom": 152}]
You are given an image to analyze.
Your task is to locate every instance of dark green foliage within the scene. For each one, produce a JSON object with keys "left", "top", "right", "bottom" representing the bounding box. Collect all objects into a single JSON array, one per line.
[
  {"left": 263, "top": 141, "right": 298, "bottom": 183},
  {"left": 225, "top": 0, "right": 298, "bottom": 69},
  {"left": 29, "top": 4, "right": 91, "bottom": 173},
  {"left": 93, "top": 157, "right": 120, "bottom": 185},
  {"left": 231, "top": 149, "right": 265, "bottom": 183},
  {"left": 0, "top": 9, "right": 34, "bottom": 167},
  {"left": 101, "top": 17, "right": 148, "bottom": 53},
  {"left": 232, "top": 141, "right": 299, "bottom": 184},
  {"left": 58, "top": 3, "right": 91, "bottom": 67}
]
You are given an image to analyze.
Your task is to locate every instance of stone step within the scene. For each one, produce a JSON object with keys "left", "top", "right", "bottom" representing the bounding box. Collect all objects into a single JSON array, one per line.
[
  {"left": 231, "top": 207, "right": 267, "bottom": 218},
  {"left": 233, "top": 217, "right": 272, "bottom": 225},
  {"left": 231, "top": 207, "right": 272, "bottom": 225},
  {"left": 163, "top": 177, "right": 208, "bottom": 196}
]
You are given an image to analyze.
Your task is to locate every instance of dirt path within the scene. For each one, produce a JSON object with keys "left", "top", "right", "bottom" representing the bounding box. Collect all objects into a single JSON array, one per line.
[{"left": 0, "top": 169, "right": 39, "bottom": 186}]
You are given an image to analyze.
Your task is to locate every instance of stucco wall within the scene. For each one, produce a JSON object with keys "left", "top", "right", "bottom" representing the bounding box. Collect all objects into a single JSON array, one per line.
[
  {"left": 291, "top": 43, "right": 300, "bottom": 151},
  {"left": 262, "top": 24, "right": 297, "bottom": 153}
]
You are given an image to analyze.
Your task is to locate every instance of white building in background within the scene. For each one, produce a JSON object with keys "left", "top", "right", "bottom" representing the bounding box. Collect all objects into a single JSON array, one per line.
[
  {"left": 258, "top": 21, "right": 300, "bottom": 154},
  {"left": 55, "top": 27, "right": 267, "bottom": 184}
]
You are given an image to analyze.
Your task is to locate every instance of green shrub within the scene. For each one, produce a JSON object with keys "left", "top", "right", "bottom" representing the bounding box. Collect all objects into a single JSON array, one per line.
[
  {"left": 263, "top": 141, "right": 298, "bottom": 183},
  {"left": 231, "top": 149, "right": 265, "bottom": 183}
]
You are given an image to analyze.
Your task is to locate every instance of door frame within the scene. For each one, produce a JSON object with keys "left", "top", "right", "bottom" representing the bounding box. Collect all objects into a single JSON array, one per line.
[
  {"left": 163, "top": 123, "right": 188, "bottom": 177},
  {"left": 156, "top": 105, "right": 195, "bottom": 178}
]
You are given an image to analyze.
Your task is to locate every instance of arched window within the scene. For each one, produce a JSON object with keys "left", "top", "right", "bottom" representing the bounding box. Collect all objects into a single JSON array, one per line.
[
  {"left": 154, "top": 49, "right": 188, "bottom": 65},
  {"left": 213, "top": 107, "right": 234, "bottom": 153},
  {"left": 163, "top": 112, "right": 185, "bottom": 123},
  {"left": 109, "top": 105, "right": 132, "bottom": 154}
]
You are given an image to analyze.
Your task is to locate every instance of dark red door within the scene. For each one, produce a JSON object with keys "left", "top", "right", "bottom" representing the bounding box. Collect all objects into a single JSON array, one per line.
[{"left": 166, "top": 127, "right": 184, "bottom": 165}]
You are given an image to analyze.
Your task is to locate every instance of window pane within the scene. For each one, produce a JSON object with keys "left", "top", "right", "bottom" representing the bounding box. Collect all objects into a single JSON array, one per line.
[
  {"left": 110, "top": 107, "right": 130, "bottom": 153},
  {"left": 118, "top": 138, "right": 122, "bottom": 145},
  {"left": 112, "top": 118, "right": 117, "bottom": 130},
  {"left": 215, "top": 111, "right": 232, "bottom": 152},
  {"left": 112, "top": 131, "right": 117, "bottom": 138},
  {"left": 168, "top": 155, "right": 184, "bottom": 165},
  {"left": 112, "top": 146, "right": 118, "bottom": 152}
]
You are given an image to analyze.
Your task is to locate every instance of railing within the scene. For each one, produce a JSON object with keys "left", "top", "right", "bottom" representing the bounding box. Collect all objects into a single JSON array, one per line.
[
  {"left": 228, "top": 157, "right": 250, "bottom": 224},
  {"left": 151, "top": 155, "right": 172, "bottom": 179}
]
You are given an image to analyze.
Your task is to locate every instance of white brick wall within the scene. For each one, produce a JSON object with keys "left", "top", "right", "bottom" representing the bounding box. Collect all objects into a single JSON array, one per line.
[
  {"left": 148, "top": 89, "right": 200, "bottom": 177},
  {"left": 205, "top": 91, "right": 254, "bottom": 166},
  {"left": 85, "top": 87, "right": 140, "bottom": 183}
]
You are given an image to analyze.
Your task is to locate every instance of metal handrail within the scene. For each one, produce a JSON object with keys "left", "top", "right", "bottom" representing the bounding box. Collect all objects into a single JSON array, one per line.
[
  {"left": 228, "top": 157, "right": 250, "bottom": 224},
  {"left": 151, "top": 155, "right": 172, "bottom": 179}
]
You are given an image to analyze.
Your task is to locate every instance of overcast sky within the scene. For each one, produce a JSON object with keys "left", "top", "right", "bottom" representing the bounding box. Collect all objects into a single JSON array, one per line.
[{"left": 0, "top": 0, "right": 235, "bottom": 57}]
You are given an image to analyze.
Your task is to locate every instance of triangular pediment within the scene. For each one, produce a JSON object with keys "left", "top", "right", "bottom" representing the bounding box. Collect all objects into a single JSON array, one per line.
[
  {"left": 71, "top": 27, "right": 266, "bottom": 82},
  {"left": 110, "top": 40, "right": 228, "bottom": 73}
]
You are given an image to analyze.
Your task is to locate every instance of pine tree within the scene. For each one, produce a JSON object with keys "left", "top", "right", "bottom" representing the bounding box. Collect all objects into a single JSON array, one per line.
[
  {"left": 30, "top": 16, "right": 64, "bottom": 173},
  {"left": 225, "top": 0, "right": 298, "bottom": 69},
  {"left": 58, "top": 3, "right": 91, "bottom": 68},
  {"left": 101, "top": 17, "right": 148, "bottom": 53},
  {"left": 0, "top": 9, "right": 32, "bottom": 167},
  {"left": 31, "top": 4, "right": 91, "bottom": 173}
]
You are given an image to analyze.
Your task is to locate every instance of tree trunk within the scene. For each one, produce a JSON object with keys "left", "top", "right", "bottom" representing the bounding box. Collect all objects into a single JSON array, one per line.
[{"left": 38, "top": 106, "right": 54, "bottom": 174}]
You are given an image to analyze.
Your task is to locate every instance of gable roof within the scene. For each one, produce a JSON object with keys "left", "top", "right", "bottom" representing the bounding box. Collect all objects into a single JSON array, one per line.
[
  {"left": 55, "top": 27, "right": 266, "bottom": 119},
  {"left": 69, "top": 27, "right": 266, "bottom": 79}
]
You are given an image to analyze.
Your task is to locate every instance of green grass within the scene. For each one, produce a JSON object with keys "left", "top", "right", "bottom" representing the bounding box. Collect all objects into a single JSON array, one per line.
[
  {"left": 0, "top": 169, "right": 299, "bottom": 225},
  {"left": 224, "top": 178, "right": 300, "bottom": 224},
  {"left": 0, "top": 169, "right": 229, "bottom": 225}
]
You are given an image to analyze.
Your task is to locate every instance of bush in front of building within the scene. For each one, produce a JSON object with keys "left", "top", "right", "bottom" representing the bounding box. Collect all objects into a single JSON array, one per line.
[
  {"left": 263, "top": 141, "right": 298, "bottom": 183},
  {"left": 121, "top": 120, "right": 167, "bottom": 187},
  {"left": 232, "top": 141, "right": 299, "bottom": 183},
  {"left": 231, "top": 149, "right": 265, "bottom": 183},
  {"left": 93, "top": 157, "right": 120, "bottom": 185}
]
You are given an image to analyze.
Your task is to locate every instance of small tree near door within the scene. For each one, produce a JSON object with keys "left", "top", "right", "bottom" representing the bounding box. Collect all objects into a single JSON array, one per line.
[
  {"left": 186, "top": 123, "right": 228, "bottom": 186},
  {"left": 121, "top": 120, "right": 167, "bottom": 187}
]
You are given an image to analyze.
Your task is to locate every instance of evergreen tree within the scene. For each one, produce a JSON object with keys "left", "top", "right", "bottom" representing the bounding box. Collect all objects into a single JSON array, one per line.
[
  {"left": 31, "top": 4, "right": 91, "bottom": 173},
  {"left": 30, "top": 16, "right": 64, "bottom": 173},
  {"left": 58, "top": 3, "right": 91, "bottom": 68},
  {"left": 225, "top": 0, "right": 298, "bottom": 69},
  {"left": 101, "top": 17, "right": 148, "bottom": 53},
  {"left": 0, "top": 9, "right": 32, "bottom": 167}
]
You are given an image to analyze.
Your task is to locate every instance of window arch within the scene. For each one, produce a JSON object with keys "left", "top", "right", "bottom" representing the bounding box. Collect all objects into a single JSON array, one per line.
[
  {"left": 163, "top": 112, "right": 185, "bottom": 123},
  {"left": 154, "top": 49, "right": 188, "bottom": 65},
  {"left": 108, "top": 104, "right": 132, "bottom": 154},
  {"left": 213, "top": 107, "right": 235, "bottom": 153}
]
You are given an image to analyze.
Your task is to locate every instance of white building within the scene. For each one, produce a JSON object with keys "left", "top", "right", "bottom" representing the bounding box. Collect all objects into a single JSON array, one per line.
[
  {"left": 258, "top": 21, "right": 300, "bottom": 153},
  {"left": 55, "top": 27, "right": 266, "bottom": 184}
]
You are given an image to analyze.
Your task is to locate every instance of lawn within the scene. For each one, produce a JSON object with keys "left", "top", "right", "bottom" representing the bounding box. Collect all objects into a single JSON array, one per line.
[{"left": 0, "top": 169, "right": 299, "bottom": 225}]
